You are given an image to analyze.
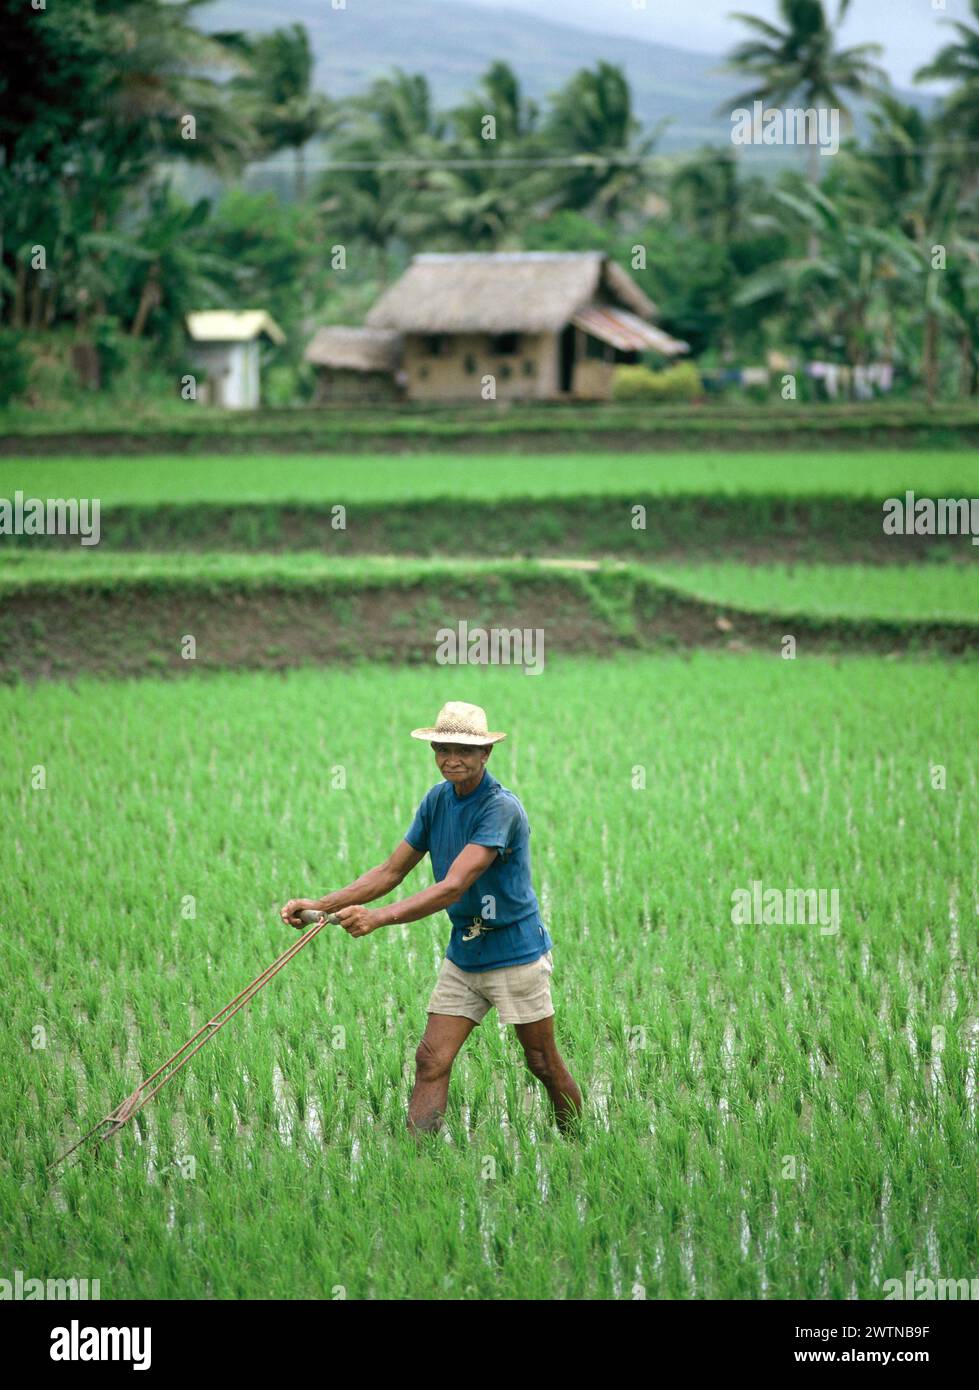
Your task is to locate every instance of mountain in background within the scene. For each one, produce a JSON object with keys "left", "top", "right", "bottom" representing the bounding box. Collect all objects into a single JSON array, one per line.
[{"left": 205, "top": 0, "right": 932, "bottom": 154}]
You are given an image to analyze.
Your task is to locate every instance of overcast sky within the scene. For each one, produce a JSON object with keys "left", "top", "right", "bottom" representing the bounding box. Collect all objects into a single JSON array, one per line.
[{"left": 451, "top": 0, "right": 968, "bottom": 90}]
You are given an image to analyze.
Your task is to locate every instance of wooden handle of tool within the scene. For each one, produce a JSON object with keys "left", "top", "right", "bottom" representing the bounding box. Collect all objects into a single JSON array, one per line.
[{"left": 298, "top": 908, "right": 342, "bottom": 926}]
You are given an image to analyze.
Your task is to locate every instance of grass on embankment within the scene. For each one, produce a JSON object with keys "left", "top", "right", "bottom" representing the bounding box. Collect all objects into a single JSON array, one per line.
[
  {"left": 2, "top": 453, "right": 977, "bottom": 561},
  {"left": 4, "top": 401, "right": 979, "bottom": 453},
  {"left": 653, "top": 561, "right": 979, "bottom": 623},
  {"left": 3, "top": 553, "right": 979, "bottom": 622}
]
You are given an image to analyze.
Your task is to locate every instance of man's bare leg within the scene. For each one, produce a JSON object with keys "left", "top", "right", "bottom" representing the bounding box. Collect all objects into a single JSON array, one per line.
[
  {"left": 407, "top": 1013, "right": 478, "bottom": 1138},
  {"left": 514, "top": 1015, "right": 583, "bottom": 1135}
]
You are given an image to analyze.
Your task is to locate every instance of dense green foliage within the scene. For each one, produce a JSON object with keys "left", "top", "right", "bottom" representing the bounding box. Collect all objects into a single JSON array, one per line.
[
  {"left": 3, "top": 0, "right": 979, "bottom": 412},
  {"left": 612, "top": 363, "right": 703, "bottom": 403}
]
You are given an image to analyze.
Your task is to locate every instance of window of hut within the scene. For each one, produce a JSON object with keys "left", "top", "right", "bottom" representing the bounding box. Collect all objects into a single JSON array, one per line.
[{"left": 584, "top": 333, "right": 610, "bottom": 362}]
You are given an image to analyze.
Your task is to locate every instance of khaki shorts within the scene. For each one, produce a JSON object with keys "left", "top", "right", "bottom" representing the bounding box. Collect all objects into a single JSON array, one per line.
[{"left": 427, "top": 950, "right": 555, "bottom": 1025}]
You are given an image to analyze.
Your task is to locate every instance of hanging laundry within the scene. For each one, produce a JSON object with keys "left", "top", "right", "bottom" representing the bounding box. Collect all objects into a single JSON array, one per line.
[
  {"left": 740, "top": 366, "right": 771, "bottom": 387},
  {"left": 822, "top": 364, "right": 841, "bottom": 398},
  {"left": 805, "top": 360, "right": 894, "bottom": 397},
  {"left": 867, "top": 363, "right": 894, "bottom": 392},
  {"left": 853, "top": 365, "right": 873, "bottom": 400}
]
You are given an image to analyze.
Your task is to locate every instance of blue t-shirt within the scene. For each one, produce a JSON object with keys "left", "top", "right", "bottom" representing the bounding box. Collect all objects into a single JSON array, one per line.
[{"left": 404, "top": 769, "right": 552, "bottom": 972}]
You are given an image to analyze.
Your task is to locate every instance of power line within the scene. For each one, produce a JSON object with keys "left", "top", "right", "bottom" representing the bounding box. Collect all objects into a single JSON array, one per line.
[{"left": 229, "top": 142, "right": 979, "bottom": 173}]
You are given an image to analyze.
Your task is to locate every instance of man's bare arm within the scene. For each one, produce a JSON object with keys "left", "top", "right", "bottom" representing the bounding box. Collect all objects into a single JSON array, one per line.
[
  {"left": 280, "top": 840, "right": 424, "bottom": 926},
  {"left": 360, "top": 843, "right": 498, "bottom": 930}
]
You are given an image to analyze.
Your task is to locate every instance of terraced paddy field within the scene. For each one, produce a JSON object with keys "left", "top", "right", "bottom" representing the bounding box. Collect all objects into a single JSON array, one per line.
[
  {"left": 4, "top": 656, "right": 977, "bottom": 1299},
  {"left": 3, "top": 451, "right": 976, "bottom": 504},
  {"left": 2, "top": 448, "right": 976, "bottom": 1304},
  {"left": 3, "top": 451, "right": 979, "bottom": 562},
  {"left": 3, "top": 551, "right": 978, "bottom": 619}
]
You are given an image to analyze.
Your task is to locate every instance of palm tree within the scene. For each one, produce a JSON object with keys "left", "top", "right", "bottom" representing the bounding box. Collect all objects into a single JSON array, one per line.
[
  {"left": 734, "top": 182, "right": 921, "bottom": 388},
  {"left": 835, "top": 97, "right": 979, "bottom": 402},
  {"left": 914, "top": 0, "right": 979, "bottom": 195},
  {"left": 670, "top": 148, "right": 742, "bottom": 246},
  {"left": 723, "top": 0, "right": 887, "bottom": 221},
  {"left": 453, "top": 61, "right": 539, "bottom": 145},
  {"left": 320, "top": 71, "right": 448, "bottom": 259},
  {"left": 96, "top": 0, "right": 254, "bottom": 178},
  {"left": 435, "top": 63, "right": 546, "bottom": 249},
  {"left": 669, "top": 149, "right": 744, "bottom": 356},
  {"left": 542, "top": 63, "right": 663, "bottom": 222},
  {"left": 835, "top": 93, "right": 931, "bottom": 238},
  {"left": 943, "top": 241, "right": 979, "bottom": 397},
  {"left": 231, "top": 24, "right": 335, "bottom": 199},
  {"left": 361, "top": 69, "right": 447, "bottom": 152},
  {"left": 830, "top": 95, "right": 932, "bottom": 371},
  {"left": 915, "top": 172, "right": 979, "bottom": 404}
]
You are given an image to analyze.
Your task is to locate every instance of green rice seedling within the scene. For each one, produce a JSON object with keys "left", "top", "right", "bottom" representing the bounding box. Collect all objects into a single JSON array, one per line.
[
  {"left": 651, "top": 561, "right": 979, "bottom": 622},
  {"left": 2, "top": 450, "right": 976, "bottom": 507},
  {"left": 1, "top": 654, "right": 976, "bottom": 1298}
]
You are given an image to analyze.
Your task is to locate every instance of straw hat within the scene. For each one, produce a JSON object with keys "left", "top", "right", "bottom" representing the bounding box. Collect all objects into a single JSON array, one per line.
[{"left": 410, "top": 701, "right": 507, "bottom": 746}]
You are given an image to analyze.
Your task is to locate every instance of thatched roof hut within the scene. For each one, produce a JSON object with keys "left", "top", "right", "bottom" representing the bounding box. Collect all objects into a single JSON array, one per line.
[
  {"left": 303, "top": 326, "right": 404, "bottom": 404},
  {"left": 338, "top": 251, "right": 688, "bottom": 403},
  {"left": 304, "top": 326, "right": 402, "bottom": 373},
  {"left": 366, "top": 251, "right": 656, "bottom": 334}
]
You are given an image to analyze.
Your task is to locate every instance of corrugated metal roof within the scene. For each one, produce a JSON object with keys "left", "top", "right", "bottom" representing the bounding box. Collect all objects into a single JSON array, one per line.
[
  {"left": 186, "top": 311, "right": 286, "bottom": 345},
  {"left": 572, "top": 306, "right": 689, "bottom": 356}
]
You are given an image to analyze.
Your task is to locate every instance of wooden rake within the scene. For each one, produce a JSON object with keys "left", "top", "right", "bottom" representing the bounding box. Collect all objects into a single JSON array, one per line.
[{"left": 48, "top": 910, "right": 339, "bottom": 1173}]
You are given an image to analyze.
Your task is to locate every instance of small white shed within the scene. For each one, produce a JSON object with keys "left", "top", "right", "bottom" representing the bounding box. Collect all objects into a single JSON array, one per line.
[{"left": 185, "top": 310, "right": 286, "bottom": 409}]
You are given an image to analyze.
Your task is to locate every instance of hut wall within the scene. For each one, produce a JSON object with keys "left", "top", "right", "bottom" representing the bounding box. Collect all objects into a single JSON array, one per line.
[
  {"left": 313, "top": 368, "right": 402, "bottom": 404},
  {"left": 403, "top": 332, "right": 559, "bottom": 401},
  {"left": 236, "top": 341, "right": 261, "bottom": 409},
  {"left": 190, "top": 341, "right": 260, "bottom": 409},
  {"left": 571, "top": 327, "right": 615, "bottom": 400},
  {"left": 573, "top": 359, "right": 616, "bottom": 400}
]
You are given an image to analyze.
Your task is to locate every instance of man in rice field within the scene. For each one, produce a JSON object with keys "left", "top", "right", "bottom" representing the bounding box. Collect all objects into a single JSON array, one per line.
[{"left": 281, "top": 701, "right": 582, "bottom": 1139}]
